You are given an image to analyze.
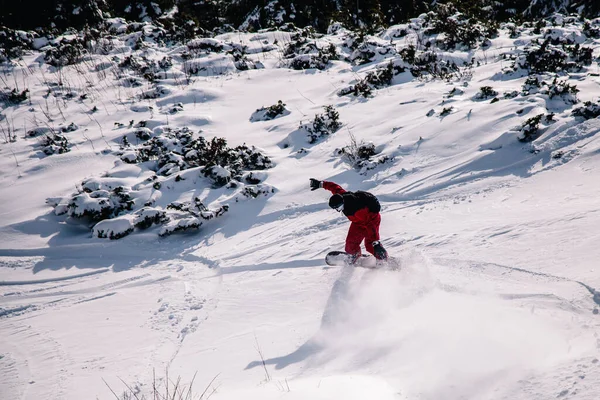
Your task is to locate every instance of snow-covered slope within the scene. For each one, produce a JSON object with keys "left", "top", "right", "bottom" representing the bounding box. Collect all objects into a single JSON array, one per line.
[{"left": 1, "top": 16, "right": 600, "bottom": 400}]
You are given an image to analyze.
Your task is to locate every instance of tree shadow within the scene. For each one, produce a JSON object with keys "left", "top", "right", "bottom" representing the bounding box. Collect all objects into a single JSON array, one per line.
[{"left": 0, "top": 211, "right": 220, "bottom": 274}]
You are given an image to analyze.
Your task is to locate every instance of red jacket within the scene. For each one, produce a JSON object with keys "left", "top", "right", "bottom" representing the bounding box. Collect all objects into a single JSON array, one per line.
[{"left": 323, "top": 181, "right": 381, "bottom": 240}]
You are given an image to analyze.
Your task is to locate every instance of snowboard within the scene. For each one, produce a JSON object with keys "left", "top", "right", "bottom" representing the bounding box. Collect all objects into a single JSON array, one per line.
[{"left": 325, "top": 251, "right": 400, "bottom": 270}]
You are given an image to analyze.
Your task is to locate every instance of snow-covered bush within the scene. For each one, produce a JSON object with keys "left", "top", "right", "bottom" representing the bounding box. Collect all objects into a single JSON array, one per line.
[
  {"left": 133, "top": 207, "right": 169, "bottom": 230},
  {"left": 39, "top": 133, "right": 70, "bottom": 155},
  {"left": 186, "top": 38, "right": 224, "bottom": 57},
  {"left": 44, "top": 38, "right": 86, "bottom": 67},
  {"left": 517, "top": 114, "right": 544, "bottom": 142},
  {"left": 338, "top": 60, "right": 406, "bottom": 98},
  {"left": 159, "top": 197, "right": 229, "bottom": 237},
  {"left": 60, "top": 122, "right": 79, "bottom": 133},
  {"left": 347, "top": 37, "right": 396, "bottom": 65},
  {"left": 65, "top": 185, "right": 135, "bottom": 222},
  {"left": 0, "top": 28, "right": 36, "bottom": 61},
  {"left": 250, "top": 100, "right": 290, "bottom": 122},
  {"left": 544, "top": 79, "right": 579, "bottom": 103},
  {"left": 422, "top": 4, "right": 497, "bottom": 50},
  {"left": 283, "top": 36, "right": 337, "bottom": 70},
  {"left": 0, "top": 88, "right": 28, "bottom": 105},
  {"left": 474, "top": 86, "right": 498, "bottom": 101},
  {"left": 336, "top": 134, "right": 390, "bottom": 174},
  {"left": 26, "top": 127, "right": 54, "bottom": 138},
  {"left": 121, "top": 127, "right": 273, "bottom": 186},
  {"left": 93, "top": 217, "right": 134, "bottom": 240},
  {"left": 408, "top": 51, "right": 463, "bottom": 81},
  {"left": 513, "top": 38, "right": 593, "bottom": 74},
  {"left": 522, "top": 76, "right": 542, "bottom": 95},
  {"left": 572, "top": 101, "right": 600, "bottom": 120},
  {"left": 365, "top": 61, "right": 405, "bottom": 87},
  {"left": 338, "top": 79, "right": 372, "bottom": 98},
  {"left": 300, "top": 105, "right": 342, "bottom": 144}
]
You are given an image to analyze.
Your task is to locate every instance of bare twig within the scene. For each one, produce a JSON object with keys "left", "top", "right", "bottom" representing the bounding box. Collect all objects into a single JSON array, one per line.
[{"left": 254, "top": 333, "right": 271, "bottom": 382}]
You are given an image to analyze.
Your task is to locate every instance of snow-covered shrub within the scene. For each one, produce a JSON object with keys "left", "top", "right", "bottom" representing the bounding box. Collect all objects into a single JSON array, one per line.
[
  {"left": 122, "top": 127, "right": 272, "bottom": 186},
  {"left": 60, "top": 122, "right": 79, "bottom": 133},
  {"left": 186, "top": 38, "right": 224, "bottom": 57},
  {"left": 446, "top": 87, "right": 464, "bottom": 98},
  {"left": 0, "top": 88, "right": 28, "bottom": 105},
  {"left": 474, "top": 86, "right": 498, "bottom": 101},
  {"left": 27, "top": 127, "right": 54, "bottom": 138},
  {"left": 283, "top": 38, "right": 337, "bottom": 70},
  {"left": 422, "top": 3, "right": 497, "bottom": 50},
  {"left": 300, "top": 105, "right": 342, "bottom": 144},
  {"left": 408, "top": 51, "right": 462, "bottom": 81},
  {"left": 336, "top": 134, "right": 390, "bottom": 174},
  {"left": 517, "top": 114, "right": 544, "bottom": 142},
  {"left": 240, "top": 184, "right": 275, "bottom": 199},
  {"left": 250, "top": 100, "right": 290, "bottom": 122},
  {"left": 229, "top": 44, "right": 257, "bottom": 71},
  {"left": 140, "top": 85, "right": 169, "bottom": 100},
  {"left": 544, "top": 79, "right": 579, "bottom": 103},
  {"left": 572, "top": 101, "right": 600, "bottom": 120},
  {"left": 338, "top": 61, "right": 406, "bottom": 98},
  {"left": 338, "top": 79, "right": 372, "bottom": 98},
  {"left": 40, "top": 133, "right": 70, "bottom": 155},
  {"left": 583, "top": 21, "right": 600, "bottom": 39},
  {"left": 134, "top": 127, "right": 153, "bottom": 140},
  {"left": 159, "top": 197, "right": 229, "bottom": 237},
  {"left": 347, "top": 37, "right": 396, "bottom": 65},
  {"left": 133, "top": 207, "right": 169, "bottom": 230},
  {"left": 0, "top": 28, "right": 36, "bottom": 61},
  {"left": 513, "top": 38, "right": 593, "bottom": 74},
  {"left": 365, "top": 61, "right": 405, "bottom": 87},
  {"left": 522, "top": 76, "right": 543, "bottom": 95},
  {"left": 67, "top": 185, "right": 135, "bottom": 222},
  {"left": 159, "top": 217, "right": 202, "bottom": 237},
  {"left": 44, "top": 38, "right": 86, "bottom": 67},
  {"left": 93, "top": 217, "right": 134, "bottom": 240},
  {"left": 440, "top": 106, "right": 454, "bottom": 117}
]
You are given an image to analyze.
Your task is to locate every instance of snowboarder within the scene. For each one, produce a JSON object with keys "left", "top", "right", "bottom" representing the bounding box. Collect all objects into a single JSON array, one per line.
[{"left": 310, "top": 178, "right": 388, "bottom": 263}]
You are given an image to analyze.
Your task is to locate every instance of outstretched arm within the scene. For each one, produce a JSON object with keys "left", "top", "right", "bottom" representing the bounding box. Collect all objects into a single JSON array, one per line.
[{"left": 322, "top": 181, "right": 347, "bottom": 195}]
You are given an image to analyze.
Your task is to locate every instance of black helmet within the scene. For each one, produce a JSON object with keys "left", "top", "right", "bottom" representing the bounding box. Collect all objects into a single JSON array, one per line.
[{"left": 328, "top": 194, "right": 344, "bottom": 211}]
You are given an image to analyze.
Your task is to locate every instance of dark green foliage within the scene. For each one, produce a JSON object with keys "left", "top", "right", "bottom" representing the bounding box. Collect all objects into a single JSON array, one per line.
[
  {"left": 339, "top": 61, "right": 405, "bottom": 98},
  {"left": 440, "top": 107, "right": 454, "bottom": 116},
  {"left": 515, "top": 38, "right": 594, "bottom": 74},
  {"left": 409, "top": 52, "right": 461, "bottom": 81},
  {"left": 265, "top": 101, "right": 287, "bottom": 119},
  {"left": 518, "top": 114, "right": 544, "bottom": 142},
  {"left": 476, "top": 86, "right": 499, "bottom": 100},
  {"left": 44, "top": 39, "right": 86, "bottom": 67},
  {"left": 0, "top": 0, "right": 104, "bottom": 31},
  {"left": 572, "top": 101, "right": 600, "bottom": 120},
  {"left": 0, "top": 89, "right": 28, "bottom": 105},
  {"left": 303, "top": 105, "right": 342, "bottom": 143},
  {"left": 40, "top": 133, "right": 70, "bottom": 155},
  {"left": 127, "top": 127, "right": 272, "bottom": 187},
  {"left": 546, "top": 78, "right": 578, "bottom": 101},
  {"left": 1, "top": 0, "right": 599, "bottom": 36},
  {"left": 365, "top": 61, "right": 404, "bottom": 87},
  {"left": 69, "top": 185, "right": 135, "bottom": 222},
  {"left": 423, "top": 3, "right": 497, "bottom": 50},
  {"left": 522, "top": 76, "right": 542, "bottom": 95}
]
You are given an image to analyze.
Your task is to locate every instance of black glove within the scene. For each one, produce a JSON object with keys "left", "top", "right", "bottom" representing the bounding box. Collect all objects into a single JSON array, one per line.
[
  {"left": 309, "top": 178, "right": 322, "bottom": 191},
  {"left": 372, "top": 241, "right": 388, "bottom": 260}
]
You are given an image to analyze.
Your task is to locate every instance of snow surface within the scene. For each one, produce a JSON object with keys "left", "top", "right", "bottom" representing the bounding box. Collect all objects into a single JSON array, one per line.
[{"left": 1, "top": 19, "right": 600, "bottom": 400}]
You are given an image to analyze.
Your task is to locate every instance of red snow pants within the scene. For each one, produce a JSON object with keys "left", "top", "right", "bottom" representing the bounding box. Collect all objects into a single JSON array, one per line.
[{"left": 345, "top": 212, "right": 381, "bottom": 257}]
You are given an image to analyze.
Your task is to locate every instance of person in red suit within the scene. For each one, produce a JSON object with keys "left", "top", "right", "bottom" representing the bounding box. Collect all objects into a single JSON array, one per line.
[{"left": 310, "top": 178, "right": 388, "bottom": 262}]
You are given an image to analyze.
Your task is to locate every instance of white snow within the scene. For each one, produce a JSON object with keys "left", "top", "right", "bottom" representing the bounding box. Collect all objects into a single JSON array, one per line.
[{"left": 1, "top": 15, "right": 600, "bottom": 400}]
